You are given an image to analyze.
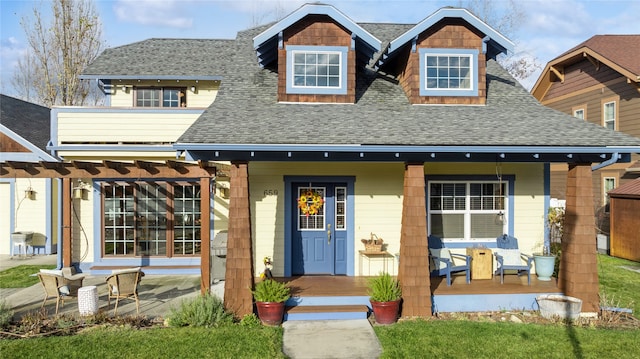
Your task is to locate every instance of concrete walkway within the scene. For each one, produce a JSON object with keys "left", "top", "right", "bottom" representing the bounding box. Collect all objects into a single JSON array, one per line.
[{"left": 0, "top": 254, "right": 382, "bottom": 358}]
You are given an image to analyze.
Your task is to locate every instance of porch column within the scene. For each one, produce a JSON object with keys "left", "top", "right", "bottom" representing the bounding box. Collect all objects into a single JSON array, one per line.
[
  {"left": 398, "top": 163, "right": 432, "bottom": 317},
  {"left": 223, "top": 161, "right": 254, "bottom": 317},
  {"left": 560, "top": 163, "right": 599, "bottom": 313},
  {"left": 62, "top": 177, "right": 72, "bottom": 268},
  {"left": 200, "top": 176, "right": 211, "bottom": 295}
]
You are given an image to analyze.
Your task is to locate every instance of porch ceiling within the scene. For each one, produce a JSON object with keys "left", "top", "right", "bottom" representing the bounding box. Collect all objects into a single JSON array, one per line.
[{"left": 180, "top": 145, "right": 632, "bottom": 164}]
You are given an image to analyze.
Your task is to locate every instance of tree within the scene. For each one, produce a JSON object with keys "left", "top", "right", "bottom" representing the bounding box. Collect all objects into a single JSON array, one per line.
[
  {"left": 458, "top": 0, "right": 542, "bottom": 82},
  {"left": 11, "top": 0, "right": 105, "bottom": 106}
]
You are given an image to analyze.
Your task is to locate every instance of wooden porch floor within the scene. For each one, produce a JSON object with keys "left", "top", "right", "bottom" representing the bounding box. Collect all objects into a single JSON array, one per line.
[{"left": 273, "top": 274, "right": 561, "bottom": 297}]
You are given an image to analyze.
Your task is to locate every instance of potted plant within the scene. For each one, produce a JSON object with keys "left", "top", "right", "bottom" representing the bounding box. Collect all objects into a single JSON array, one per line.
[
  {"left": 252, "top": 279, "right": 291, "bottom": 326},
  {"left": 534, "top": 207, "right": 562, "bottom": 281},
  {"left": 368, "top": 272, "right": 402, "bottom": 324}
]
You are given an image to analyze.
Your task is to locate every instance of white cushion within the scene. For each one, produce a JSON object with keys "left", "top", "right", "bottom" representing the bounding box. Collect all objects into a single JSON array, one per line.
[
  {"left": 40, "top": 269, "right": 63, "bottom": 276},
  {"left": 429, "top": 248, "right": 451, "bottom": 270},
  {"left": 496, "top": 249, "right": 523, "bottom": 266},
  {"left": 59, "top": 286, "right": 70, "bottom": 295}
]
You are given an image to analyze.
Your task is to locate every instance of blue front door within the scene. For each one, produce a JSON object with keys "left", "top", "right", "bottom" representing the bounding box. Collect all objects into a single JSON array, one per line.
[{"left": 292, "top": 183, "right": 347, "bottom": 275}]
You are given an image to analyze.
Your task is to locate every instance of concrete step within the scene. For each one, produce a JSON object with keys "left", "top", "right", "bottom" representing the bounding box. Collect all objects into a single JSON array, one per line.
[{"left": 285, "top": 304, "right": 370, "bottom": 321}]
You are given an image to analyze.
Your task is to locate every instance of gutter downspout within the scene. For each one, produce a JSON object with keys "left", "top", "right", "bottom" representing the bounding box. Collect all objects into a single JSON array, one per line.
[{"left": 592, "top": 152, "right": 619, "bottom": 171}]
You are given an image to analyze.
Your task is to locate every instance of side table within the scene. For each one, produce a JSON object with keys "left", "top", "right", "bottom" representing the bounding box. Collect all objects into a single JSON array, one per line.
[
  {"left": 359, "top": 250, "right": 396, "bottom": 275},
  {"left": 78, "top": 285, "right": 99, "bottom": 316},
  {"left": 466, "top": 248, "right": 493, "bottom": 280}
]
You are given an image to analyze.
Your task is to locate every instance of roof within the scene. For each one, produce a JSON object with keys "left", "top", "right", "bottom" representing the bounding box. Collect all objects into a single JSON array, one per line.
[
  {"left": 253, "top": 3, "right": 382, "bottom": 68},
  {"left": 80, "top": 38, "right": 236, "bottom": 80},
  {"left": 176, "top": 25, "right": 640, "bottom": 155},
  {"left": 608, "top": 178, "right": 640, "bottom": 199},
  {"left": 382, "top": 7, "right": 514, "bottom": 64},
  {"left": 558, "top": 35, "right": 640, "bottom": 77},
  {"left": 0, "top": 94, "right": 51, "bottom": 153},
  {"left": 531, "top": 35, "right": 640, "bottom": 98}
]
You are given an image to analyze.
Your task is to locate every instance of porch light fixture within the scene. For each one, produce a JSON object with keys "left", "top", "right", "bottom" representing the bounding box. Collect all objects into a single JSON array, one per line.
[
  {"left": 121, "top": 85, "right": 128, "bottom": 93},
  {"left": 72, "top": 180, "right": 89, "bottom": 200},
  {"left": 25, "top": 187, "right": 37, "bottom": 200},
  {"left": 190, "top": 85, "right": 197, "bottom": 93}
]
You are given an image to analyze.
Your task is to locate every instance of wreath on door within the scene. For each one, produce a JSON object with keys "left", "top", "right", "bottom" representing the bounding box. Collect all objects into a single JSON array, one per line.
[{"left": 298, "top": 189, "right": 324, "bottom": 216}]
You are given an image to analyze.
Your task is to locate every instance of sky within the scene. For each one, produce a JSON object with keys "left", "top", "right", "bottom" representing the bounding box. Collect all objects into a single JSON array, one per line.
[{"left": 1, "top": 0, "right": 639, "bottom": 97}]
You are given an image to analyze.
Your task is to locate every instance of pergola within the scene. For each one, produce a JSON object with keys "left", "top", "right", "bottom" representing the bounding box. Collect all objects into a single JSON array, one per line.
[{"left": 1, "top": 160, "right": 217, "bottom": 294}]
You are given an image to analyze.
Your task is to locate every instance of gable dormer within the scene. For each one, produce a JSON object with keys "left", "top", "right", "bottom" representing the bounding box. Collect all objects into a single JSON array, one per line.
[
  {"left": 253, "top": 4, "right": 381, "bottom": 104},
  {"left": 378, "top": 8, "right": 514, "bottom": 105}
]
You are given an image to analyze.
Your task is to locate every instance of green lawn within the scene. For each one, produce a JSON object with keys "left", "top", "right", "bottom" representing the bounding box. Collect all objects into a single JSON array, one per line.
[
  {"left": 0, "top": 265, "right": 55, "bottom": 288},
  {"left": 1, "top": 255, "right": 638, "bottom": 358}
]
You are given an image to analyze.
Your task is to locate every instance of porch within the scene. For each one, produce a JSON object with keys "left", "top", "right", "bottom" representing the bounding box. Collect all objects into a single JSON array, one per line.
[{"left": 275, "top": 275, "right": 562, "bottom": 321}]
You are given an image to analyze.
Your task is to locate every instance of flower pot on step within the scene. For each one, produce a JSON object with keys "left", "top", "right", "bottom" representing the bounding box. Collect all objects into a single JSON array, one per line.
[{"left": 370, "top": 299, "right": 401, "bottom": 324}]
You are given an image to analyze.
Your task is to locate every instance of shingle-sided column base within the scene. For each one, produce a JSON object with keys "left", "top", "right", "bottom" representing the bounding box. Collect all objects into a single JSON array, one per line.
[
  {"left": 560, "top": 163, "right": 599, "bottom": 313},
  {"left": 223, "top": 162, "right": 254, "bottom": 318},
  {"left": 398, "top": 163, "right": 432, "bottom": 317}
]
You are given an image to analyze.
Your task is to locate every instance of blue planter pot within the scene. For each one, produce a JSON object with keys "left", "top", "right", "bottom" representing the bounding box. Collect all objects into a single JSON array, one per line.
[{"left": 533, "top": 255, "right": 556, "bottom": 281}]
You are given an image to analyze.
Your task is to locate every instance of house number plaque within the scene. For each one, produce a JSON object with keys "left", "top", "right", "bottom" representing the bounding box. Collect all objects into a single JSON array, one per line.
[{"left": 263, "top": 189, "right": 279, "bottom": 196}]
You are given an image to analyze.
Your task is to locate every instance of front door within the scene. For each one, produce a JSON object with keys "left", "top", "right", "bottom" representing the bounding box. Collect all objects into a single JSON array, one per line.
[{"left": 292, "top": 183, "right": 347, "bottom": 275}]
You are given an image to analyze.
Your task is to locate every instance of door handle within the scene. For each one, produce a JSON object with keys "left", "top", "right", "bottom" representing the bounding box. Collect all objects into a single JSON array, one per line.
[{"left": 327, "top": 224, "right": 331, "bottom": 245}]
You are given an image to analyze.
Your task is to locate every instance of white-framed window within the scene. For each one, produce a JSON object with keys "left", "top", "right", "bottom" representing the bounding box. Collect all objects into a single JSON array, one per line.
[
  {"left": 428, "top": 181, "right": 507, "bottom": 241},
  {"left": 136, "top": 87, "right": 186, "bottom": 107},
  {"left": 335, "top": 186, "right": 347, "bottom": 230},
  {"left": 419, "top": 48, "right": 478, "bottom": 97},
  {"left": 603, "top": 177, "right": 616, "bottom": 205},
  {"left": 603, "top": 101, "right": 616, "bottom": 130},
  {"left": 286, "top": 45, "right": 348, "bottom": 95},
  {"left": 573, "top": 108, "right": 584, "bottom": 119}
]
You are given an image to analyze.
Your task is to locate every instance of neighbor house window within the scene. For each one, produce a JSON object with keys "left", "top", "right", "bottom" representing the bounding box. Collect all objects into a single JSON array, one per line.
[
  {"left": 603, "top": 177, "right": 616, "bottom": 205},
  {"left": 573, "top": 109, "right": 584, "bottom": 119},
  {"left": 136, "top": 87, "right": 186, "bottom": 107},
  {"left": 420, "top": 48, "right": 478, "bottom": 97},
  {"left": 603, "top": 101, "right": 616, "bottom": 130},
  {"left": 286, "top": 45, "right": 348, "bottom": 95},
  {"left": 429, "top": 180, "right": 508, "bottom": 241},
  {"left": 103, "top": 181, "right": 200, "bottom": 257}
]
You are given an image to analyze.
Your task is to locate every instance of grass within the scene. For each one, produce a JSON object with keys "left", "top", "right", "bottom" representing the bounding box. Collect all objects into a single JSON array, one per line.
[
  {"left": 0, "top": 265, "right": 55, "bottom": 288},
  {"left": 597, "top": 254, "right": 640, "bottom": 314},
  {"left": 1, "top": 255, "right": 638, "bottom": 358}
]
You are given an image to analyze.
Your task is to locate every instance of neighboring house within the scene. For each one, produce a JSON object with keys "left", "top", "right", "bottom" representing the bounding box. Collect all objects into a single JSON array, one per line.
[
  {"left": 3, "top": 5, "right": 640, "bottom": 317},
  {"left": 0, "top": 94, "right": 59, "bottom": 255},
  {"left": 531, "top": 35, "right": 640, "bottom": 215}
]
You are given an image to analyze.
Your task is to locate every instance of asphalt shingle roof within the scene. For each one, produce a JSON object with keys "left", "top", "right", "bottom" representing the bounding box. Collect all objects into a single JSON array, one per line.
[
  {"left": 0, "top": 94, "right": 51, "bottom": 152},
  {"left": 176, "top": 25, "right": 640, "bottom": 148}
]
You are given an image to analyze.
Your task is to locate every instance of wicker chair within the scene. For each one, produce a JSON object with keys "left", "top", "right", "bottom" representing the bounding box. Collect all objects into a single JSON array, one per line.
[
  {"left": 106, "top": 268, "right": 144, "bottom": 314},
  {"left": 37, "top": 271, "right": 84, "bottom": 314}
]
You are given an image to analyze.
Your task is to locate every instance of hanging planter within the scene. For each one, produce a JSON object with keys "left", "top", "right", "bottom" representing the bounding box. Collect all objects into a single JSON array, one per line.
[{"left": 297, "top": 189, "right": 324, "bottom": 216}]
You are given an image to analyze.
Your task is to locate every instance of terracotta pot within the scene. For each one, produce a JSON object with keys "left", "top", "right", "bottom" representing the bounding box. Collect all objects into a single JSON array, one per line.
[
  {"left": 255, "top": 301, "right": 286, "bottom": 326},
  {"left": 370, "top": 299, "right": 400, "bottom": 324}
]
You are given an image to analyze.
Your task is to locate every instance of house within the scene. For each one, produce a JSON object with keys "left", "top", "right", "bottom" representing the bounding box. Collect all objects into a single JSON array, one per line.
[
  {"left": 531, "top": 35, "right": 640, "bottom": 216},
  {"left": 3, "top": 4, "right": 640, "bottom": 318},
  {"left": 607, "top": 178, "right": 640, "bottom": 262},
  {"left": 1, "top": 94, "right": 59, "bottom": 256}
]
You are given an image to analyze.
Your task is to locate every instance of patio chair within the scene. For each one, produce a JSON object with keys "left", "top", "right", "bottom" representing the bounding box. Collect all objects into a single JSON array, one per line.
[
  {"left": 428, "top": 235, "right": 471, "bottom": 286},
  {"left": 494, "top": 234, "right": 533, "bottom": 285},
  {"left": 37, "top": 269, "right": 84, "bottom": 314},
  {"left": 106, "top": 267, "right": 145, "bottom": 314}
]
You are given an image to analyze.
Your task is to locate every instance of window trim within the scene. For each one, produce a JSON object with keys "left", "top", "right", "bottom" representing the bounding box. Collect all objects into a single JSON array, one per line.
[
  {"left": 135, "top": 87, "right": 187, "bottom": 108},
  {"left": 571, "top": 104, "right": 586, "bottom": 120},
  {"left": 419, "top": 48, "right": 479, "bottom": 97},
  {"left": 602, "top": 176, "right": 616, "bottom": 205},
  {"left": 101, "top": 180, "right": 201, "bottom": 258},
  {"left": 426, "top": 175, "right": 515, "bottom": 244},
  {"left": 601, "top": 96, "right": 618, "bottom": 130},
  {"left": 286, "top": 45, "right": 348, "bottom": 95}
]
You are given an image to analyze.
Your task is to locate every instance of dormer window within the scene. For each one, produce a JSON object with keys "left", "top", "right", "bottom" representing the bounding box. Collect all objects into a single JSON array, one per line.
[
  {"left": 136, "top": 87, "right": 186, "bottom": 107},
  {"left": 419, "top": 48, "right": 479, "bottom": 97},
  {"left": 286, "top": 45, "right": 348, "bottom": 95}
]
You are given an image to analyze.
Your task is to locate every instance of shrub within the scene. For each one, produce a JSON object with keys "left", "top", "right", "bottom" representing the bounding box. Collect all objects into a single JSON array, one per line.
[
  {"left": 0, "top": 300, "right": 13, "bottom": 329},
  {"left": 239, "top": 313, "right": 262, "bottom": 327},
  {"left": 166, "top": 293, "right": 234, "bottom": 328}
]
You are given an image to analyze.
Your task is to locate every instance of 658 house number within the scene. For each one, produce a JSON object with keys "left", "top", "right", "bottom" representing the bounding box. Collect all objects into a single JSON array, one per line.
[{"left": 264, "top": 189, "right": 279, "bottom": 196}]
